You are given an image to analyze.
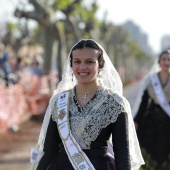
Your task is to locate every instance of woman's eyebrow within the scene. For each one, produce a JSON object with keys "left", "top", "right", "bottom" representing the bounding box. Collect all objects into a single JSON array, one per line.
[
  {"left": 73, "top": 57, "right": 95, "bottom": 60},
  {"left": 72, "top": 58, "right": 80, "bottom": 60}
]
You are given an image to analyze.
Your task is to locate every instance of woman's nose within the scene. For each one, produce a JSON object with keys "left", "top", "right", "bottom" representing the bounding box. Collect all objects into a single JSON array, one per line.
[
  {"left": 164, "top": 59, "right": 170, "bottom": 64},
  {"left": 80, "top": 63, "right": 86, "bottom": 69}
]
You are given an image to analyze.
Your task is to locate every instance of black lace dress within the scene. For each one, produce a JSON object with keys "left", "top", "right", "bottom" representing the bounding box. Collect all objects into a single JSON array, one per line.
[
  {"left": 37, "top": 88, "right": 131, "bottom": 170},
  {"left": 134, "top": 80, "right": 170, "bottom": 170}
]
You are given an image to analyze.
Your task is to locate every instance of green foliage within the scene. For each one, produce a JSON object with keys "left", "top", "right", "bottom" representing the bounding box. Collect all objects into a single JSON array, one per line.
[
  {"left": 73, "top": 2, "right": 98, "bottom": 23},
  {"left": 128, "top": 41, "right": 148, "bottom": 59},
  {"left": 47, "top": 0, "right": 75, "bottom": 10},
  {"left": 7, "top": 23, "right": 18, "bottom": 30},
  {"left": 55, "top": 0, "right": 73, "bottom": 10}
]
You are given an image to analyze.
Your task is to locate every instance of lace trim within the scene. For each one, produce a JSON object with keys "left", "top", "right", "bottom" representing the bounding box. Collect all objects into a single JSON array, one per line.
[{"left": 52, "top": 87, "right": 125, "bottom": 149}]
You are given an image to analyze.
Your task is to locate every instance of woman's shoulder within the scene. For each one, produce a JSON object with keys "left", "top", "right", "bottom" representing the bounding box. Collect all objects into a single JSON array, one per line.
[
  {"left": 49, "top": 89, "right": 73, "bottom": 121},
  {"left": 102, "top": 86, "right": 126, "bottom": 100},
  {"left": 102, "top": 86, "right": 130, "bottom": 112},
  {"left": 146, "top": 72, "right": 161, "bottom": 88},
  {"left": 49, "top": 89, "right": 72, "bottom": 104}
]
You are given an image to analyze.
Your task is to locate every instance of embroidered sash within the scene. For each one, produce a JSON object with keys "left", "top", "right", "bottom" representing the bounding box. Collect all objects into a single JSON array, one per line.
[
  {"left": 151, "top": 74, "right": 170, "bottom": 118},
  {"left": 55, "top": 91, "right": 95, "bottom": 170},
  {"left": 30, "top": 144, "right": 44, "bottom": 170}
]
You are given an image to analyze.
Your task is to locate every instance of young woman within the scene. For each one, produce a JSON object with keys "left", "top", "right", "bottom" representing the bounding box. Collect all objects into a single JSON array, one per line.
[
  {"left": 30, "top": 39, "right": 144, "bottom": 170},
  {"left": 134, "top": 50, "right": 170, "bottom": 170}
]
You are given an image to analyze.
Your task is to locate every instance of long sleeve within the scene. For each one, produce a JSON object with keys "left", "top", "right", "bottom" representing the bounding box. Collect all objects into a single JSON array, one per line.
[
  {"left": 37, "top": 116, "right": 62, "bottom": 170},
  {"left": 112, "top": 112, "right": 131, "bottom": 170},
  {"left": 134, "top": 89, "right": 149, "bottom": 124}
]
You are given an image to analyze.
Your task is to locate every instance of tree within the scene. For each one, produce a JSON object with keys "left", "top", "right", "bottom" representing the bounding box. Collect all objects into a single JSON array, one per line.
[
  {"left": 14, "top": 0, "right": 99, "bottom": 76},
  {"left": 14, "top": 0, "right": 78, "bottom": 75}
]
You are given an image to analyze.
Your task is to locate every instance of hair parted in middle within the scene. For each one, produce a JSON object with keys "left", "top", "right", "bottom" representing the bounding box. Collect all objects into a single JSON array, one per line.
[{"left": 69, "top": 39, "right": 105, "bottom": 68}]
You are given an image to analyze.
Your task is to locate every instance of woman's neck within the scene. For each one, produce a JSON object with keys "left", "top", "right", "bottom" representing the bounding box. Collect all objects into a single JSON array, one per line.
[
  {"left": 75, "top": 83, "right": 100, "bottom": 106},
  {"left": 76, "top": 81, "right": 100, "bottom": 92},
  {"left": 159, "top": 71, "right": 170, "bottom": 85}
]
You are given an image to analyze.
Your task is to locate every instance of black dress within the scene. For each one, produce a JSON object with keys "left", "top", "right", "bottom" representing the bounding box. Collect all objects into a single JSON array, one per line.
[
  {"left": 134, "top": 80, "right": 170, "bottom": 170},
  {"left": 37, "top": 88, "right": 131, "bottom": 170}
]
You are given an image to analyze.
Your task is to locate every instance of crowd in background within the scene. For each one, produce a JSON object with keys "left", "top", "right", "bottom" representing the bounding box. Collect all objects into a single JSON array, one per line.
[{"left": 0, "top": 43, "right": 58, "bottom": 134}]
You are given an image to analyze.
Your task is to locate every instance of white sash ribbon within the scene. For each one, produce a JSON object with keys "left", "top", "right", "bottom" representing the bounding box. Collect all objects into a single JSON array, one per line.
[
  {"left": 151, "top": 74, "right": 170, "bottom": 118},
  {"left": 56, "top": 91, "right": 95, "bottom": 170},
  {"left": 30, "top": 146, "right": 44, "bottom": 164}
]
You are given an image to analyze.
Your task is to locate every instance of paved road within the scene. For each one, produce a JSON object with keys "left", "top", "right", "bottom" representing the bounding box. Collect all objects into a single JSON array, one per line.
[
  {"left": 124, "top": 80, "right": 142, "bottom": 117},
  {"left": 0, "top": 81, "right": 141, "bottom": 170},
  {"left": 0, "top": 117, "right": 42, "bottom": 170}
]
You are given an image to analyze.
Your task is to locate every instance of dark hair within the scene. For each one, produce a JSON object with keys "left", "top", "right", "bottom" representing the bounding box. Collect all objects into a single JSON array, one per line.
[
  {"left": 158, "top": 49, "right": 170, "bottom": 63},
  {"left": 70, "top": 39, "right": 105, "bottom": 68}
]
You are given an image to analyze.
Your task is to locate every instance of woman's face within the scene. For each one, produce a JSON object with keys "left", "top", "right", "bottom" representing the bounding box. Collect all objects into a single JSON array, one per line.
[
  {"left": 159, "top": 53, "right": 170, "bottom": 72},
  {"left": 72, "top": 47, "right": 100, "bottom": 85}
]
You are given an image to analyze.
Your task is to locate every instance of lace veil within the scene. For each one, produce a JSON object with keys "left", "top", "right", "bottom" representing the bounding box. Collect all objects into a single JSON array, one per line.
[
  {"left": 34, "top": 39, "right": 144, "bottom": 170},
  {"left": 131, "top": 59, "right": 160, "bottom": 117}
]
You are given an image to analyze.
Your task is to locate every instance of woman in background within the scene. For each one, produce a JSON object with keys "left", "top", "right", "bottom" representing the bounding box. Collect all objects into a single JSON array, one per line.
[{"left": 134, "top": 50, "right": 170, "bottom": 170}]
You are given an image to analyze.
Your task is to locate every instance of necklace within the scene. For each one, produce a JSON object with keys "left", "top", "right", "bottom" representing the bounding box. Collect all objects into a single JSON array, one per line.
[
  {"left": 76, "top": 86, "right": 100, "bottom": 104},
  {"left": 82, "top": 94, "right": 88, "bottom": 104}
]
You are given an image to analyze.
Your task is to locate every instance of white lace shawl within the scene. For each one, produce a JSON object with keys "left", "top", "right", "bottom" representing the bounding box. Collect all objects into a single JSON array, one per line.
[{"left": 52, "top": 87, "right": 124, "bottom": 149}]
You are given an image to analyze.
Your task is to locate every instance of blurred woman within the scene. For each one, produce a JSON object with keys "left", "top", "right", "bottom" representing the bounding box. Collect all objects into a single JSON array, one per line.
[{"left": 134, "top": 50, "right": 170, "bottom": 170}]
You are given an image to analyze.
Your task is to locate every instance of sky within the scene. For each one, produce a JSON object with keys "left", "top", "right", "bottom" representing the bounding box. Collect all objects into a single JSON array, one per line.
[
  {"left": 95, "top": 0, "right": 170, "bottom": 54},
  {"left": 0, "top": 0, "right": 170, "bottom": 54}
]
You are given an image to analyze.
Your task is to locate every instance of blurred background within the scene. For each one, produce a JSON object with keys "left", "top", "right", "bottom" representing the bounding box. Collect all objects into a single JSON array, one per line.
[{"left": 0, "top": 0, "right": 170, "bottom": 170}]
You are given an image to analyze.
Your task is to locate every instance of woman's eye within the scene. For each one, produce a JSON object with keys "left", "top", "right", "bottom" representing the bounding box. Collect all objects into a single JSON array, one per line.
[
  {"left": 74, "top": 61, "right": 80, "bottom": 63},
  {"left": 161, "top": 58, "right": 170, "bottom": 62},
  {"left": 86, "top": 61, "right": 94, "bottom": 64}
]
